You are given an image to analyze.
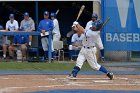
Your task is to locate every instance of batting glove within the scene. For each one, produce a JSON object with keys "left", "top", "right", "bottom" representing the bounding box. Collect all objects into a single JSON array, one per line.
[{"left": 73, "top": 21, "right": 79, "bottom": 25}]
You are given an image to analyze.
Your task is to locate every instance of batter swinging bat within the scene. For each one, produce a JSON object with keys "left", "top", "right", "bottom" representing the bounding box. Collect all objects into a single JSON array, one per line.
[
  {"left": 76, "top": 5, "right": 85, "bottom": 21},
  {"left": 55, "top": 9, "right": 59, "bottom": 15}
]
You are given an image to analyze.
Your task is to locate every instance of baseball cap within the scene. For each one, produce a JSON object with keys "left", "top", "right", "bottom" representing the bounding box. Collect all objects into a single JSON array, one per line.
[
  {"left": 24, "top": 12, "right": 29, "bottom": 16},
  {"left": 9, "top": 14, "right": 14, "bottom": 18},
  {"left": 44, "top": 11, "right": 49, "bottom": 16}
]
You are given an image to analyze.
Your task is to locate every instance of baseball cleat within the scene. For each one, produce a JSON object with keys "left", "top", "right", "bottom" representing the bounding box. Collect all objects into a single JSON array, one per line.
[
  {"left": 101, "top": 57, "right": 105, "bottom": 62},
  {"left": 66, "top": 74, "right": 76, "bottom": 79},
  {"left": 107, "top": 72, "right": 114, "bottom": 80}
]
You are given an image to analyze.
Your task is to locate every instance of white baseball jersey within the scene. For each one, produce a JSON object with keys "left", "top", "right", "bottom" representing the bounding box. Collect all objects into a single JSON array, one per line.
[
  {"left": 52, "top": 18, "right": 61, "bottom": 41},
  {"left": 69, "top": 33, "right": 84, "bottom": 50},
  {"left": 6, "top": 20, "right": 19, "bottom": 31},
  {"left": 71, "top": 33, "right": 84, "bottom": 44},
  {"left": 85, "top": 20, "right": 104, "bottom": 49},
  {"left": 5, "top": 20, "right": 19, "bottom": 44},
  {"left": 85, "top": 20, "right": 92, "bottom": 31},
  {"left": 76, "top": 29, "right": 101, "bottom": 70}
]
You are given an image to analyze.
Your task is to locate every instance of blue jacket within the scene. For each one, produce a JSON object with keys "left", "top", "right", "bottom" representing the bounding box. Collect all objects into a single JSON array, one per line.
[
  {"left": 38, "top": 19, "right": 54, "bottom": 32},
  {"left": 14, "top": 35, "right": 29, "bottom": 44}
]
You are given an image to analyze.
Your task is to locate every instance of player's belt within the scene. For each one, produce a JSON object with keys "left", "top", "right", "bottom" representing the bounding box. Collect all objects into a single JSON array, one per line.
[{"left": 83, "top": 46, "right": 94, "bottom": 49}]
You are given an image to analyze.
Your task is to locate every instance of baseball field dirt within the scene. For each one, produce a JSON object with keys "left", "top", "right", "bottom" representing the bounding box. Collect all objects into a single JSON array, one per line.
[{"left": 0, "top": 74, "right": 140, "bottom": 93}]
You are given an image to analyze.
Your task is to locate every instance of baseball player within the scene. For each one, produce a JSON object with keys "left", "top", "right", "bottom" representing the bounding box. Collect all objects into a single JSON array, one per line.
[
  {"left": 3, "top": 14, "right": 19, "bottom": 59},
  {"left": 50, "top": 12, "right": 61, "bottom": 41},
  {"left": 68, "top": 21, "right": 114, "bottom": 80},
  {"left": 20, "top": 12, "right": 35, "bottom": 46},
  {"left": 85, "top": 12, "right": 105, "bottom": 62},
  {"left": 38, "top": 11, "right": 54, "bottom": 59},
  {"left": 69, "top": 32, "right": 84, "bottom": 61}
]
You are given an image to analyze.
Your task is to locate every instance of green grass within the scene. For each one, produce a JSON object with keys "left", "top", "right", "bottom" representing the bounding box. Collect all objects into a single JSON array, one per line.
[{"left": 0, "top": 62, "right": 92, "bottom": 71}]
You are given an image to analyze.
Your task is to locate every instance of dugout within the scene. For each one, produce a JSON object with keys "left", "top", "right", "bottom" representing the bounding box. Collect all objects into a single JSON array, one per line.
[
  {"left": 0, "top": 1, "right": 93, "bottom": 37},
  {"left": 0, "top": 1, "right": 95, "bottom": 60}
]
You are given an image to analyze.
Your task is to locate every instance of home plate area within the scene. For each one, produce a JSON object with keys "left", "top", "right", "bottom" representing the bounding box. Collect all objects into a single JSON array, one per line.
[{"left": 0, "top": 75, "right": 140, "bottom": 93}]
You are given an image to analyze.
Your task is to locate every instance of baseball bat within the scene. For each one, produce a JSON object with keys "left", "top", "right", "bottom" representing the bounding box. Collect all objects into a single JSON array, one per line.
[
  {"left": 76, "top": 5, "right": 85, "bottom": 21},
  {"left": 102, "top": 17, "right": 110, "bottom": 27},
  {"left": 55, "top": 9, "right": 59, "bottom": 15},
  {"left": 99, "top": 17, "right": 110, "bottom": 30}
]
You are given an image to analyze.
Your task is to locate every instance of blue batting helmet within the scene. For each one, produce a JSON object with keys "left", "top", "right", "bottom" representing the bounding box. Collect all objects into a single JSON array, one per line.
[
  {"left": 92, "top": 12, "right": 98, "bottom": 19},
  {"left": 96, "top": 19, "right": 103, "bottom": 27},
  {"left": 91, "top": 19, "right": 102, "bottom": 31},
  {"left": 50, "top": 13, "right": 56, "bottom": 17}
]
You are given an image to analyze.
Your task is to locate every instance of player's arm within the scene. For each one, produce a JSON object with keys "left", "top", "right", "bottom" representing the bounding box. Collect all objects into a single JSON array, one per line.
[
  {"left": 38, "top": 21, "right": 43, "bottom": 32},
  {"left": 76, "top": 24, "right": 85, "bottom": 33},
  {"left": 31, "top": 19, "right": 35, "bottom": 31}
]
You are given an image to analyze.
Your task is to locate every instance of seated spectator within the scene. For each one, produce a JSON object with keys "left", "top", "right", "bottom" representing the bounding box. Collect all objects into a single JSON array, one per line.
[
  {"left": 6, "top": 14, "right": 19, "bottom": 32},
  {"left": 8, "top": 35, "right": 29, "bottom": 60},
  {"left": 2, "top": 14, "right": 19, "bottom": 59},
  {"left": 69, "top": 32, "right": 84, "bottom": 61},
  {"left": 20, "top": 12, "right": 35, "bottom": 46}
]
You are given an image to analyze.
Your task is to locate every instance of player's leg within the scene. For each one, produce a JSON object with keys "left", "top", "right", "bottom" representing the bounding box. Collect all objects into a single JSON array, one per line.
[
  {"left": 96, "top": 35, "right": 105, "bottom": 61},
  {"left": 69, "top": 48, "right": 86, "bottom": 78},
  {"left": 41, "top": 37, "right": 48, "bottom": 59},
  {"left": 8, "top": 45, "right": 14, "bottom": 59},
  {"left": 2, "top": 36, "right": 9, "bottom": 59},
  {"left": 53, "top": 34, "right": 61, "bottom": 41},
  {"left": 29, "top": 35, "right": 32, "bottom": 46},
  {"left": 68, "top": 45, "right": 73, "bottom": 61},
  {"left": 52, "top": 34, "right": 55, "bottom": 41},
  {"left": 21, "top": 44, "right": 27, "bottom": 60},
  {"left": 100, "top": 49, "right": 104, "bottom": 60},
  {"left": 86, "top": 47, "right": 101, "bottom": 70},
  {"left": 47, "top": 37, "right": 55, "bottom": 59},
  {"left": 86, "top": 47, "right": 114, "bottom": 80},
  {"left": 2, "top": 44, "right": 7, "bottom": 59}
]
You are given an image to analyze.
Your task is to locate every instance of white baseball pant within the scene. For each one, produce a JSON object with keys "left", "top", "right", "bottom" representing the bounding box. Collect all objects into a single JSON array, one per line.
[
  {"left": 76, "top": 47, "right": 101, "bottom": 70},
  {"left": 41, "top": 37, "right": 54, "bottom": 52},
  {"left": 53, "top": 34, "right": 61, "bottom": 41}
]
